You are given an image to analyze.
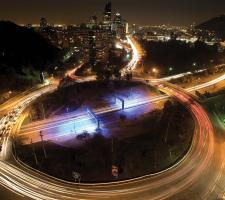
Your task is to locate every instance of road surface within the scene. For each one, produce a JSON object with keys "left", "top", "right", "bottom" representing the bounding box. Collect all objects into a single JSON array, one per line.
[
  {"left": 0, "top": 83, "right": 221, "bottom": 200},
  {"left": 1, "top": 36, "right": 225, "bottom": 199}
]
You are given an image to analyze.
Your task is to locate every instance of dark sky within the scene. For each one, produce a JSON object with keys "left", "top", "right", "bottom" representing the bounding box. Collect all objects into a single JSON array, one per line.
[{"left": 0, "top": 0, "right": 225, "bottom": 26}]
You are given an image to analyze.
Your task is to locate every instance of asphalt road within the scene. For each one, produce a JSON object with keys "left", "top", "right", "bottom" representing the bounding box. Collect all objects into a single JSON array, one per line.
[
  {"left": 0, "top": 82, "right": 221, "bottom": 200},
  {"left": 18, "top": 72, "right": 225, "bottom": 147},
  {"left": 0, "top": 185, "right": 29, "bottom": 200},
  {"left": 1, "top": 36, "right": 225, "bottom": 199}
]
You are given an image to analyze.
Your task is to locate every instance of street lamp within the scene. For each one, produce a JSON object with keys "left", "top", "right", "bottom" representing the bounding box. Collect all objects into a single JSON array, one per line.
[
  {"left": 152, "top": 68, "right": 159, "bottom": 77},
  {"left": 152, "top": 68, "right": 158, "bottom": 73},
  {"left": 192, "top": 62, "right": 197, "bottom": 67},
  {"left": 169, "top": 67, "right": 173, "bottom": 72},
  {"left": 39, "top": 131, "right": 47, "bottom": 159}
]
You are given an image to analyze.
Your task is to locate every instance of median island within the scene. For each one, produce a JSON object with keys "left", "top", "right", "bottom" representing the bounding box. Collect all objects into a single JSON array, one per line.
[{"left": 14, "top": 81, "right": 194, "bottom": 183}]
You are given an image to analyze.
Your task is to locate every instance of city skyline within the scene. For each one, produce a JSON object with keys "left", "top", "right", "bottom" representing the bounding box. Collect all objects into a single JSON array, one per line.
[
  {"left": 1, "top": 0, "right": 225, "bottom": 26},
  {"left": 1, "top": 0, "right": 225, "bottom": 199}
]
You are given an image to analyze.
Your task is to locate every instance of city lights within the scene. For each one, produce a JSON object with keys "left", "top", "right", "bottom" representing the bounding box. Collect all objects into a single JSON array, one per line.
[{"left": 0, "top": 1, "right": 225, "bottom": 200}]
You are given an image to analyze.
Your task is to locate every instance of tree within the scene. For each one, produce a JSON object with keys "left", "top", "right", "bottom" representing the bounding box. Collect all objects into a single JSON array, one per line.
[{"left": 92, "top": 59, "right": 124, "bottom": 81}]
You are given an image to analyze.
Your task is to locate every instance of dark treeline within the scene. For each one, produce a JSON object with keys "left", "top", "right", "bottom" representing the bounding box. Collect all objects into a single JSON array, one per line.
[
  {"left": 0, "top": 21, "right": 60, "bottom": 92},
  {"left": 196, "top": 14, "right": 225, "bottom": 40},
  {"left": 142, "top": 39, "right": 225, "bottom": 76}
]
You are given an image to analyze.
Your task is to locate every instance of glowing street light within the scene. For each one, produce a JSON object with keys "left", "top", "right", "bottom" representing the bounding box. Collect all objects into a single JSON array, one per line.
[
  {"left": 115, "top": 43, "right": 123, "bottom": 49},
  {"left": 169, "top": 67, "right": 173, "bottom": 71},
  {"left": 152, "top": 68, "right": 159, "bottom": 78},
  {"left": 193, "top": 62, "right": 197, "bottom": 67},
  {"left": 152, "top": 68, "right": 158, "bottom": 73}
]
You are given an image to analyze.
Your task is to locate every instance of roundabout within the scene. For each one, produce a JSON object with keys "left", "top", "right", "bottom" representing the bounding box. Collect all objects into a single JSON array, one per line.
[
  {"left": 1, "top": 36, "right": 225, "bottom": 199},
  {"left": 0, "top": 78, "right": 222, "bottom": 200},
  {"left": 15, "top": 81, "right": 194, "bottom": 183}
]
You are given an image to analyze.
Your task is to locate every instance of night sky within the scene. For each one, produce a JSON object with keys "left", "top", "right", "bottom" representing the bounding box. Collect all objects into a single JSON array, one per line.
[{"left": 0, "top": 0, "right": 225, "bottom": 26}]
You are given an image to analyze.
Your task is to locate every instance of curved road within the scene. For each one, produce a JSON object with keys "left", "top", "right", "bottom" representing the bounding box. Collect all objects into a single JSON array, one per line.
[
  {"left": 0, "top": 81, "right": 222, "bottom": 200},
  {"left": 18, "top": 72, "right": 225, "bottom": 143},
  {"left": 0, "top": 36, "right": 225, "bottom": 199}
]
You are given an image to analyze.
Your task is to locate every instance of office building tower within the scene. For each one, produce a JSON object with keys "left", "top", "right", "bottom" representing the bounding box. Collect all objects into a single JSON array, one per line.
[{"left": 102, "top": 2, "right": 112, "bottom": 30}]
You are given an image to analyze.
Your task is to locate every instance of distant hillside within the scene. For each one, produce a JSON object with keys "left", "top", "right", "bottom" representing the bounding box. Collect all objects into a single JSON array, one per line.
[
  {"left": 0, "top": 21, "right": 60, "bottom": 92},
  {"left": 196, "top": 14, "right": 225, "bottom": 40},
  {"left": 142, "top": 39, "right": 222, "bottom": 76}
]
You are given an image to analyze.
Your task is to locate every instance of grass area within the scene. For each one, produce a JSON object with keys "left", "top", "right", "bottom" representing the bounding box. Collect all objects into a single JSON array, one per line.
[
  {"left": 15, "top": 100, "right": 194, "bottom": 183},
  {"left": 29, "top": 80, "right": 156, "bottom": 120}
]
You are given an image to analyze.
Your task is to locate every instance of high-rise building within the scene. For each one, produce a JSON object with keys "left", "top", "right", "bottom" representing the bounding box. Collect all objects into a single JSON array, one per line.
[
  {"left": 112, "top": 13, "right": 127, "bottom": 39},
  {"left": 88, "top": 31, "right": 97, "bottom": 66},
  {"left": 129, "top": 24, "right": 138, "bottom": 35},
  {"left": 39, "top": 18, "right": 59, "bottom": 47},
  {"left": 125, "top": 22, "right": 129, "bottom": 34},
  {"left": 113, "top": 13, "right": 122, "bottom": 27},
  {"left": 82, "top": 28, "right": 112, "bottom": 65},
  {"left": 102, "top": 2, "right": 112, "bottom": 30},
  {"left": 87, "top": 16, "right": 98, "bottom": 29},
  {"left": 40, "top": 18, "right": 48, "bottom": 30}
]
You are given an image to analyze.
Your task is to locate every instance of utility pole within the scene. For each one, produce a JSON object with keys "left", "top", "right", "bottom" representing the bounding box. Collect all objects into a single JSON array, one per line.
[
  {"left": 41, "top": 103, "right": 45, "bottom": 119},
  {"left": 164, "top": 116, "right": 172, "bottom": 144},
  {"left": 97, "top": 119, "right": 100, "bottom": 130},
  {"left": 31, "top": 139, "right": 38, "bottom": 165},
  {"left": 39, "top": 131, "right": 47, "bottom": 159},
  {"left": 129, "top": 88, "right": 133, "bottom": 98},
  {"left": 74, "top": 119, "right": 76, "bottom": 134},
  {"left": 169, "top": 146, "right": 172, "bottom": 161}
]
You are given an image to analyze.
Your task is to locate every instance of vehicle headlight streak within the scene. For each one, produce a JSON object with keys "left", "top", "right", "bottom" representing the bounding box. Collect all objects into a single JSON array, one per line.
[
  {"left": 152, "top": 64, "right": 225, "bottom": 83},
  {"left": 17, "top": 72, "right": 225, "bottom": 152},
  {"left": 0, "top": 83, "right": 215, "bottom": 200},
  {"left": 121, "top": 36, "right": 140, "bottom": 76},
  {"left": 0, "top": 67, "right": 224, "bottom": 199},
  {"left": 0, "top": 86, "right": 56, "bottom": 160}
]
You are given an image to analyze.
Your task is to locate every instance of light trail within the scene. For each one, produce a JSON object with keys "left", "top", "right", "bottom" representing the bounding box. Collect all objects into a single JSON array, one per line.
[
  {"left": 137, "top": 64, "right": 225, "bottom": 83},
  {"left": 186, "top": 72, "right": 225, "bottom": 92},
  {"left": 65, "top": 63, "right": 83, "bottom": 78},
  {"left": 0, "top": 85, "right": 57, "bottom": 160},
  {"left": 20, "top": 70, "right": 225, "bottom": 141},
  {"left": 120, "top": 36, "right": 141, "bottom": 76},
  {"left": 19, "top": 95, "right": 167, "bottom": 141},
  {"left": 0, "top": 36, "right": 225, "bottom": 199},
  {"left": 0, "top": 83, "right": 216, "bottom": 200},
  {"left": 0, "top": 67, "right": 221, "bottom": 199},
  {"left": 126, "top": 36, "right": 140, "bottom": 71}
]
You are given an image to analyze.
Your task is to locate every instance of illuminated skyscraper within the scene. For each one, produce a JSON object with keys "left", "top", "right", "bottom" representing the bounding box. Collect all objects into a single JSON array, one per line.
[
  {"left": 87, "top": 16, "right": 98, "bottom": 29},
  {"left": 112, "top": 13, "right": 127, "bottom": 39},
  {"left": 39, "top": 18, "right": 59, "bottom": 47},
  {"left": 40, "top": 18, "right": 48, "bottom": 30},
  {"left": 88, "top": 31, "right": 97, "bottom": 66},
  {"left": 82, "top": 29, "right": 112, "bottom": 65},
  {"left": 114, "top": 13, "right": 122, "bottom": 27},
  {"left": 102, "top": 2, "right": 112, "bottom": 30}
]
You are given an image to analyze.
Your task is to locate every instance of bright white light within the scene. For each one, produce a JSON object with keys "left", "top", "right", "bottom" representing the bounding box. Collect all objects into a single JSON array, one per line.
[
  {"left": 115, "top": 43, "right": 123, "bottom": 49},
  {"left": 121, "top": 36, "right": 140, "bottom": 76}
]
